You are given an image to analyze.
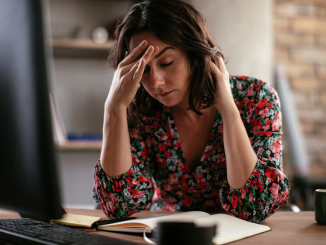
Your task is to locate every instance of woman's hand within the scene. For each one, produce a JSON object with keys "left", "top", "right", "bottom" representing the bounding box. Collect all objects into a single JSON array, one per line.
[
  {"left": 105, "top": 41, "right": 158, "bottom": 111},
  {"left": 210, "top": 56, "right": 236, "bottom": 115}
]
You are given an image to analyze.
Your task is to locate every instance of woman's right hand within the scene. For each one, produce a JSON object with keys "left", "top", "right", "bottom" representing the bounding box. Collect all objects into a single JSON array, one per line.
[{"left": 105, "top": 41, "right": 158, "bottom": 111}]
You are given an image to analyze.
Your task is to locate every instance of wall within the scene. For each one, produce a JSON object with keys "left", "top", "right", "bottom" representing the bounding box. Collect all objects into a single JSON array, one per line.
[
  {"left": 191, "top": 0, "right": 274, "bottom": 85},
  {"left": 274, "top": 0, "right": 326, "bottom": 178}
]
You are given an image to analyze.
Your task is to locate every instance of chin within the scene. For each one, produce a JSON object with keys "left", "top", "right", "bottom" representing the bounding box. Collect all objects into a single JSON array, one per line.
[{"left": 154, "top": 97, "right": 181, "bottom": 108}]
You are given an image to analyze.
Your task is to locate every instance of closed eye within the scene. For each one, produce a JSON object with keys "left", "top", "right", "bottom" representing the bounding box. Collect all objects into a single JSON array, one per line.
[
  {"left": 143, "top": 61, "right": 173, "bottom": 73},
  {"left": 161, "top": 61, "right": 173, "bottom": 67}
]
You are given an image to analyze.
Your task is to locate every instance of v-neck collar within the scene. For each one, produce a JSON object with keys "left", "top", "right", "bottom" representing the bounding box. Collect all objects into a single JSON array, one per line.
[{"left": 164, "top": 105, "right": 222, "bottom": 175}]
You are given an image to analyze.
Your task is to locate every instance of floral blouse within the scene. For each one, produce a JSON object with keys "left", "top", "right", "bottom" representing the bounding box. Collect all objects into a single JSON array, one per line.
[{"left": 93, "top": 75, "right": 290, "bottom": 223}]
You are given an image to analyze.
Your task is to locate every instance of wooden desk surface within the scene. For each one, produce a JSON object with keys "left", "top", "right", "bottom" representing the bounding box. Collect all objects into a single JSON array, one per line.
[{"left": 1, "top": 208, "right": 325, "bottom": 245}]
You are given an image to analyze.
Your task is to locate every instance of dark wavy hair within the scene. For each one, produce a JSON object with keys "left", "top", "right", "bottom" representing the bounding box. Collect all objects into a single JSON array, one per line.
[{"left": 108, "top": 0, "right": 226, "bottom": 132}]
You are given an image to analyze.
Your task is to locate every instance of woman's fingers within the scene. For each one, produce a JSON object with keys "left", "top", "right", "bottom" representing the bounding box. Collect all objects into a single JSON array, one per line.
[
  {"left": 132, "top": 58, "right": 145, "bottom": 82},
  {"left": 121, "top": 45, "right": 157, "bottom": 76},
  {"left": 216, "top": 56, "right": 229, "bottom": 77},
  {"left": 119, "top": 40, "right": 148, "bottom": 67},
  {"left": 210, "top": 61, "right": 223, "bottom": 78}
]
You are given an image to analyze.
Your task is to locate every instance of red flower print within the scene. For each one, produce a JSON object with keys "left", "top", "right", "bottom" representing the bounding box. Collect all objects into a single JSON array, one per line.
[
  {"left": 258, "top": 99, "right": 267, "bottom": 109},
  {"left": 176, "top": 191, "right": 184, "bottom": 197},
  {"left": 279, "top": 170, "right": 286, "bottom": 182},
  {"left": 222, "top": 203, "right": 230, "bottom": 211},
  {"left": 239, "top": 212, "right": 247, "bottom": 221},
  {"left": 266, "top": 102, "right": 274, "bottom": 109},
  {"left": 249, "top": 193, "right": 254, "bottom": 203},
  {"left": 109, "top": 193, "right": 117, "bottom": 205},
  {"left": 164, "top": 151, "right": 171, "bottom": 158},
  {"left": 114, "top": 180, "right": 122, "bottom": 192},
  {"left": 168, "top": 137, "right": 173, "bottom": 146},
  {"left": 231, "top": 193, "right": 239, "bottom": 208},
  {"left": 128, "top": 188, "right": 139, "bottom": 197},
  {"left": 259, "top": 108, "right": 269, "bottom": 118},
  {"left": 253, "top": 120, "right": 262, "bottom": 135},
  {"left": 269, "top": 183, "right": 279, "bottom": 199},
  {"left": 128, "top": 209, "right": 136, "bottom": 216},
  {"left": 132, "top": 155, "right": 140, "bottom": 164},
  {"left": 259, "top": 131, "right": 272, "bottom": 137},
  {"left": 141, "top": 148, "right": 147, "bottom": 158},
  {"left": 197, "top": 181, "right": 206, "bottom": 189},
  {"left": 240, "top": 188, "right": 246, "bottom": 199},
  {"left": 265, "top": 168, "right": 277, "bottom": 181},
  {"left": 168, "top": 173, "right": 179, "bottom": 184},
  {"left": 203, "top": 199, "right": 214, "bottom": 207},
  {"left": 272, "top": 142, "right": 280, "bottom": 153},
  {"left": 247, "top": 86, "right": 254, "bottom": 96},
  {"left": 211, "top": 189, "right": 219, "bottom": 197},
  {"left": 158, "top": 143, "right": 166, "bottom": 152},
  {"left": 272, "top": 120, "right": 281, "bottom": 131},
  {"left": 255, "top": 84, "right": 261, "bottom": 92},
  {"left": 243, "top": 97, "right": 249, "bottom": 104},
  {"left": 164, "top": 183, "right": 173, "bottom": 191},
  {"left": 182, "top": 195, "right": 193, "bottom": 206},
  {"left": 137, "top": 175, "right": 149, "bottom": 182},
  {"left": 107, "top": 201, "right": 115, "bottom": 214},
  {"left": 264, "top": 120, "right": 271, "bottom": 131}
]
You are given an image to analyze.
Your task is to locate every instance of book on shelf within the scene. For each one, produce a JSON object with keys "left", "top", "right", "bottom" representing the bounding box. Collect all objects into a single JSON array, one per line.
[
  {"left": 98, "top": 211, "right": 271, "bottom": 245},
  {"left": 49, "top": 92, "right": 68, "bottom": 144}
]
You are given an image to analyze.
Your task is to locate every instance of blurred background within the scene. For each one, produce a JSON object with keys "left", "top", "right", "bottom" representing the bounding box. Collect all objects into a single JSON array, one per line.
[{"left": 47, "top": 0, "right": 326, "bottom": 210}]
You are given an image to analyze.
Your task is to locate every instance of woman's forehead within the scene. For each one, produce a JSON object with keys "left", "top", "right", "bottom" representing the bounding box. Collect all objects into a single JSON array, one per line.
[{"left": 129, "top": 32, "right": 168, "bottom": 50}]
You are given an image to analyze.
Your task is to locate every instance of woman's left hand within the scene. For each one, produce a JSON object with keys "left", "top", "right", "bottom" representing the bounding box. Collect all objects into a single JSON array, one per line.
[{"left": 210, "top": 55, "right": 237, "bottom": 115}]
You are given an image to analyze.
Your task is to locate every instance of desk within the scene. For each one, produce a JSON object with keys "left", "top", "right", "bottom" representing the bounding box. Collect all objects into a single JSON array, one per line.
[{"left": 1, "top": 208, "right": 325, "bottom": 245}]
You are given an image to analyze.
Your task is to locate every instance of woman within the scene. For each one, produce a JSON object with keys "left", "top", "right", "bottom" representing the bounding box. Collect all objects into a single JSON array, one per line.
[{"left": 93, "top": 0, "right": 289, "bottom": 223}]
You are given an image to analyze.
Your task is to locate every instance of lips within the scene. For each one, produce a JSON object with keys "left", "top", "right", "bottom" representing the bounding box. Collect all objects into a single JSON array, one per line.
[{"left": 158, "top": 90, "right": 174, "bottom": 97}]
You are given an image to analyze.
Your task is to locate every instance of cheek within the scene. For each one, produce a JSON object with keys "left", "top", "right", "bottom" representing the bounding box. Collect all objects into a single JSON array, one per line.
[{"left": 140, "top": 81, "right": 155, "bottom": 97}]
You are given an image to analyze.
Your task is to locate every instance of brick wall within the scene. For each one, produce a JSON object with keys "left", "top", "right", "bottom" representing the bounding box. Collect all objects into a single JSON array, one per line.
[{"left": 274, "top": 0, "right": 326, "bottom": 181}]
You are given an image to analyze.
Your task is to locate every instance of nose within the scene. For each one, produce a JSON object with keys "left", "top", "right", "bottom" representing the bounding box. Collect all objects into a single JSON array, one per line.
[{"left": 149, "top": 67, "right": 165, "bottom": 89}]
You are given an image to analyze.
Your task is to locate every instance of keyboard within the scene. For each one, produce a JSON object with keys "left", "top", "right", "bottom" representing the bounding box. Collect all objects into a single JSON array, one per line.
[{"left": 0, "top": 218, "right": 137, "bottom": 245}]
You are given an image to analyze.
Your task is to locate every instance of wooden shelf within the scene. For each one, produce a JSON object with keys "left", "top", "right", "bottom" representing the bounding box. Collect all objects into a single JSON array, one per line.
[
  {"left": 49, "top": 39, "right": 115, "bottom": 58},
  {"left": 50, "top": 39, "right": 115, "bottom": 50},
  {"left": 56, "top": 140, "right": 102, "bottom": 151}
]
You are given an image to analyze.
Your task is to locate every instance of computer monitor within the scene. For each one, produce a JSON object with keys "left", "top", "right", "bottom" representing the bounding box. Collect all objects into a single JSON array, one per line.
[{"left": 0, "top": 0, "right": 65, "bottom": 222}]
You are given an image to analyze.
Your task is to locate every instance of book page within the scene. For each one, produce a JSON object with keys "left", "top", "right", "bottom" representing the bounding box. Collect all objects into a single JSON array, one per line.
[
  {"left": 193, "top": 214, "right": 270, "bottom": 245},
  {"left": 50, "top": 214, "right": 101, "bottom": 228},
  {"left": 100, "top": 211, "right": 210, "bottom": 230}
]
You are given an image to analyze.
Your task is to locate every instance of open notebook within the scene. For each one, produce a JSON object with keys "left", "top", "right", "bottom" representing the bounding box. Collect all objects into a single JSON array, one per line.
[{"left": 98, "top": 211, "right": 271, "bottom": 244}]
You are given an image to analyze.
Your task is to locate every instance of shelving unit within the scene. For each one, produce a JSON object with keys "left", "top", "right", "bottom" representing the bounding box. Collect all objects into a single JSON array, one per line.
[
  {"left": 50, "top": 38, "right": 110, "bottom": 151},
  {"left": 48, "top": 0, "right": 138, "bottom": 209},
  {"left": 50, "top": 39, "right": 115, "bottom": 58},
  {"left": 56, "top": 140, "right": 102, "bottom": 151}
]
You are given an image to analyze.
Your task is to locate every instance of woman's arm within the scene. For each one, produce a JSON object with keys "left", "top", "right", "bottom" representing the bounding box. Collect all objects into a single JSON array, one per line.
[
  {"left": 219, "top": 104, "right": 258, "bottom": 189},
  {"left": 100, "top": 42, "right": 158, "bottom": 177},
  {"left": 210, "top": 56, "right": 257, "bottom": 189},
  {"left": 100, "top": 105, "right": 132, "bottom": 177},
  {"left": 218, "top": 76, "right": 289, "bottom": 223}
]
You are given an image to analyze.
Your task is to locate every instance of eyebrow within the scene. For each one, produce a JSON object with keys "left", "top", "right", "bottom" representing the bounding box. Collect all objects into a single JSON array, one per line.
[{"left": 154, "top": 46, "right": 175, "bottom": 59}]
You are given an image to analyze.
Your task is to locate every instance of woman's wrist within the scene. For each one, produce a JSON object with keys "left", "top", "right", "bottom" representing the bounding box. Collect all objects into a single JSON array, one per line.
[
  {"left": 216, "top": 101, "right": 239, "bottom": 119},
  {"left": 105, "top": 100, "right": 127, "bottom": 116}
]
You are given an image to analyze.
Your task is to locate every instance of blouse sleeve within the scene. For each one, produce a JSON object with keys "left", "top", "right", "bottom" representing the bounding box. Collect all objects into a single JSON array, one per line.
[
  {"left": 93, "top": 123, "right": 154, "bottom": 219},
  {"left": 219, "top": 78, "right": 290, "bottom": 223}
]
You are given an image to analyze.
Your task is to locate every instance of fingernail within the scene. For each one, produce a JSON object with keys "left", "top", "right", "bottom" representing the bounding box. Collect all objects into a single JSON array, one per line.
[{"left": 141, "top": 40, "right": 146, "bottom": 46}]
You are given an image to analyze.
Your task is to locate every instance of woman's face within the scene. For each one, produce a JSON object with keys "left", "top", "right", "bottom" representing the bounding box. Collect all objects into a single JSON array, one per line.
[{"left": 129, "top": 32, "right": 191, "bottom": 108}]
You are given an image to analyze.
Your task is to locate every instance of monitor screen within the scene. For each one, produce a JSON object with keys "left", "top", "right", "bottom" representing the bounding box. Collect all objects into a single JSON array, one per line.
[{"left": 0, "top": 0, "right": 64, "bottom": 222}]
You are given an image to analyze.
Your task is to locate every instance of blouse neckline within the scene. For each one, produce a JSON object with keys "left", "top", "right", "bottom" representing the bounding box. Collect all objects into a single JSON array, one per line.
[{"left": 164, "top": 105, "right": 222, "bottom": 175}]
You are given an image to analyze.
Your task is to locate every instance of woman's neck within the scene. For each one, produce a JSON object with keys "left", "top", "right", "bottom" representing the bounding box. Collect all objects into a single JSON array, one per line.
[{"left": 170, "top": 103, "right": 217, "bottom": 123}]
